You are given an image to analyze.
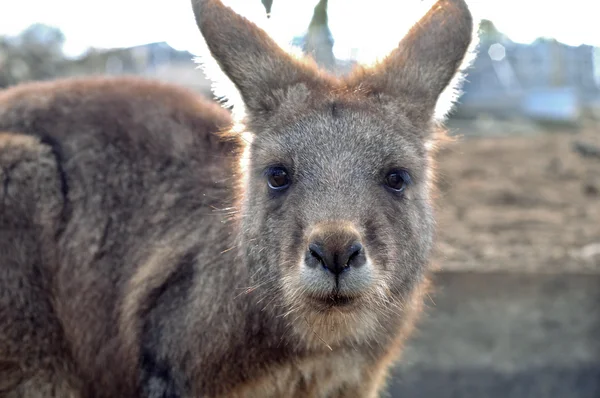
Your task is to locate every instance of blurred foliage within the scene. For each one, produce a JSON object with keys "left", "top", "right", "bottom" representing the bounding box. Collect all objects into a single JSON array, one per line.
[
  {"left": 303, "top": 0, "right": 335, "bottom": 70},
  {"left": 261, "top": 0, "right": 335, "bottom": 70},
  {"left": 478, "top": 19, "right": 508, "bottom": 43},
  {"left": 0, "top": 23, "right": 67, "bottom": 88}
]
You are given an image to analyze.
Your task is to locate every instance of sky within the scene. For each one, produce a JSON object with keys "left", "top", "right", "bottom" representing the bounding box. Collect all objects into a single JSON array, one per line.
[{"left": 0, "top": 0, "right": 598, "bottom": 63}]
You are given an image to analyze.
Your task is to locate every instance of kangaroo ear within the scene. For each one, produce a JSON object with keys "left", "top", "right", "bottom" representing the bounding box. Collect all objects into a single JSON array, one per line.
[
  {"left": 354, "top": 0, "right": 475, "bottom": 124},
  {"left": 192, "top": 0, "right": 319, "bottom": 115}
]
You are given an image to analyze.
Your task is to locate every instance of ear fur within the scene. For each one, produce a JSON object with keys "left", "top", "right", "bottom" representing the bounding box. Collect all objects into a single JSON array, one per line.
[
  {"left": 351, "top": 0, "right": 476, "bottom": 124},
  {"left": 191, "top": 0, "right": 322, "bottom": 117},
  {"left": 193, "top": 0, "right": 477, "bottom": 126}
]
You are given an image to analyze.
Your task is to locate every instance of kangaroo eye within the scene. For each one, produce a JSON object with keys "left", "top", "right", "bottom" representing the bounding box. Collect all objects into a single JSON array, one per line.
[
  {"left": 384, "top": 170, "right": 411, "bottom": 193},
  {"left": 266, "top": 166, "right": 290, "bottom": 191}
]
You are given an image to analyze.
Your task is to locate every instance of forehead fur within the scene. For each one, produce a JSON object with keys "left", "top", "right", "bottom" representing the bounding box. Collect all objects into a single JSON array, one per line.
[
  {"left": 246, "top": 87, "right": 429, "bottom": 177},
  {"left": 249, "top": 81, "right": 427, "bottom": 135}
]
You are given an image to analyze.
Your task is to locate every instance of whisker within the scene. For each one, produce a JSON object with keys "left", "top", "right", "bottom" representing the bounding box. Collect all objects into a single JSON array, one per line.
[{"left": 304, "top": 317, "right": 333, "bottom": 351}]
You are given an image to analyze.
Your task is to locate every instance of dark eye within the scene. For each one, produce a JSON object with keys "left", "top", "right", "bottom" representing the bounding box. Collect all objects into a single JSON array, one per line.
[
  {"left": 265, "top": 166, "right": 290, "bottom": 191},
  {"left": 384, "top": 169, "right": 411, "bottom": 193}
]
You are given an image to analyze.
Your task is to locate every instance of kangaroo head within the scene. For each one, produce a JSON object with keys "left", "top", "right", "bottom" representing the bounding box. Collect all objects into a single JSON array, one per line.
[{"left": 192, "top": 0, "right": 474, "bottom": 346}]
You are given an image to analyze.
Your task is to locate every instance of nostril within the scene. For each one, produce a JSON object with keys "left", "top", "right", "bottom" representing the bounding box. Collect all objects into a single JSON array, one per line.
[
  {"left": 308, "top": 243, "right": 326, "bottom": 266},
  {"left": 347, "top": 243, "right": 362, "bottom": 261},
  {"left": 346, "top": 242, "right": 365, "bottom": 268}
]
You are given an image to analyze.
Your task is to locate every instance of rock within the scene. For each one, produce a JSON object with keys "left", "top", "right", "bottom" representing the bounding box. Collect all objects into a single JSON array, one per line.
[{"left": 572, "top": 141, "right": 600, "bottom": 159}]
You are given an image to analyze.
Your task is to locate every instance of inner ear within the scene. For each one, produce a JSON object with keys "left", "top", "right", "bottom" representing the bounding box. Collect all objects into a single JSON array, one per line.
[
  {"left": 192, "top": 0, "right": 323, "bottom": 116},
  {"left": 349, "top": 0, "right": 475, "bottom": 123}
]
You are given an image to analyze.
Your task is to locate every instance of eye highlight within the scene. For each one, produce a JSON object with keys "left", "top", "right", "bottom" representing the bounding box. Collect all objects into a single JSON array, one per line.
[
  {"left": 384, "top": 169, "right": 411, "bottom": 194},
  {"left": 265, "top": 166, "right": 291, "bottom": 191}
]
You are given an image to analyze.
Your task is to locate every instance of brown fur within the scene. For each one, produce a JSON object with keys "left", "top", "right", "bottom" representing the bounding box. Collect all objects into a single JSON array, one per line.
[{"left": 0, "top": 0, "right": 475, "bottom": 396}]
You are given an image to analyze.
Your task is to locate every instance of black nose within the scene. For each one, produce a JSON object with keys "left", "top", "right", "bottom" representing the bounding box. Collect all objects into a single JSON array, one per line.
[{"left": 307, "top": 241, "right": 366, "bottom": 275}]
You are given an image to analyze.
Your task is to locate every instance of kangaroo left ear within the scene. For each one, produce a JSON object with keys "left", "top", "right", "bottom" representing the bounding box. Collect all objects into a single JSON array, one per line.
[
  {"left": 351, "top": 0, "right": 476, "bottom": 124},
  {"left": 192, "top": 0, "right": 323, "bottom": 116}
]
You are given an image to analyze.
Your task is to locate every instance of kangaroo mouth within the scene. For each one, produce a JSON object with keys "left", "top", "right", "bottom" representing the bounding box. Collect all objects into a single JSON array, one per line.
[{"left": 307, "top": 292, "right": 359, "bottom": 309}]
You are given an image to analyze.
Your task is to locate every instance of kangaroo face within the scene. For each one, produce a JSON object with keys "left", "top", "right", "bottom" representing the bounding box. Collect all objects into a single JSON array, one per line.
[
  {"left": 239, "top": 94, "right": 435, "bottom": 342},
  {"left": 193, "top": 0, "right": 474, "bottom": 345}
]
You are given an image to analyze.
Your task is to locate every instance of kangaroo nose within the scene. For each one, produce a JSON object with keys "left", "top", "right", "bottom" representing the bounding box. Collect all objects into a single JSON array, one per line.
[
  {"left": 308, "top": 241, "right": 365, "bottom": 275},
  {"left": 302, "top": 223, "right": 373, "bottom": 296}
]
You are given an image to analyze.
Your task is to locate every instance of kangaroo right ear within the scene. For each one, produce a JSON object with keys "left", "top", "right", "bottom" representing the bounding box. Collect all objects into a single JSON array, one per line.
[
  {"left": 192, "top": 0, "right": 320, "bottom": 116},
  {"left": 351, "top": 0, "right": 475, "bottom": 124}
]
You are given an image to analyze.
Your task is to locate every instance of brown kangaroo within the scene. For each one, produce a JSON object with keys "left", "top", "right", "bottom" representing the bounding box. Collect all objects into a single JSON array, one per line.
[{"left": 0, "top": 0, "right": 475, "bottom": 396}]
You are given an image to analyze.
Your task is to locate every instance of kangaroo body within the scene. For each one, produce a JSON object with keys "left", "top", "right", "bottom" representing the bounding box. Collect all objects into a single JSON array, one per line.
[{"left": 0, "top": 0, "right": 475, "bottom": 396}]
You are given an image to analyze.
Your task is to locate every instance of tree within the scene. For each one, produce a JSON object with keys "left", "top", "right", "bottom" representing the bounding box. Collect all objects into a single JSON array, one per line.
[
  {"left": 0, "top": 24, "right": 67, "bottom": 87},
  {"left": 478, "top": 19, "right": 507, "bottom": 44},
  {"left": 261, "top": 0, "right": 335, "bottom": 70},
  {"left": 303, "top": 0, "right": 335, "bottom": 71}
]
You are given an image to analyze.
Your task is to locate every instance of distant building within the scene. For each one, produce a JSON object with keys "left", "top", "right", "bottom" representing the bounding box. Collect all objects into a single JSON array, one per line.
[
  {"left": 454, "top": 23, "right": 600, "bottom": 122},
  {"left": 60, "top": 42, "right": 212, "bottom": 96}
]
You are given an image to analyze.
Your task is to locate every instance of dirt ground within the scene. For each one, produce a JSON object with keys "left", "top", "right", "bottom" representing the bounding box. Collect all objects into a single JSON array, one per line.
[
  {"left": 431, "top": 123, "right": 600, "bottom": 273},
  {"left": 387, "top": 272, "right": 600, "bottom": 398}
]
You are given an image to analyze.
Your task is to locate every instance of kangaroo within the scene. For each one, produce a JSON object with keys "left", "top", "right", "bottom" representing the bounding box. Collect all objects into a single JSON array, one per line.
[{"left": 0, "top": 0, "right": 475, "bottom": 396}]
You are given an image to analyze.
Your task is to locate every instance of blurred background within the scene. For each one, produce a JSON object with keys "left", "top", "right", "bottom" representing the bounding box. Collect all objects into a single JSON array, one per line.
[{"left": 1, "top": 0, "right": 598, "bottom": 396}]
